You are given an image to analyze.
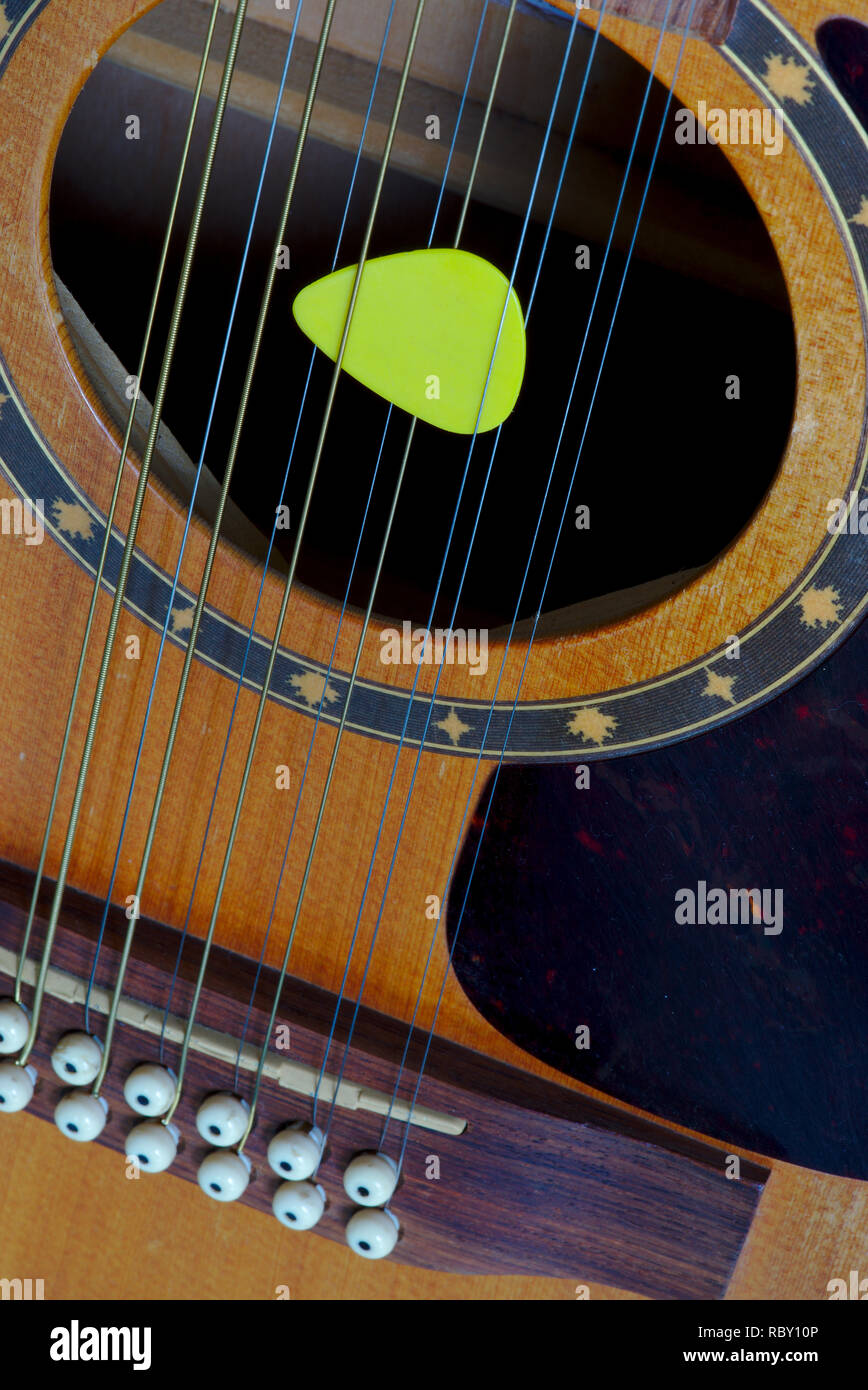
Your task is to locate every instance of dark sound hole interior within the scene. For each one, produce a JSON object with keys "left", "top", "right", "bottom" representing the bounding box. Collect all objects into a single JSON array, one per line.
[
  {"left": 49, "top": 1, "right": 797, "bottom": 632},
  {"left": 817, "top": 17, "right": 868, "bottom": 134}
]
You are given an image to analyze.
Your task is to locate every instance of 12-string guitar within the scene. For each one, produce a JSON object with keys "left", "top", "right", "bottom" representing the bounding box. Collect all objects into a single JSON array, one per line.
[{"left": 0, "top": 0, "right": 866, "bottom": 1300}]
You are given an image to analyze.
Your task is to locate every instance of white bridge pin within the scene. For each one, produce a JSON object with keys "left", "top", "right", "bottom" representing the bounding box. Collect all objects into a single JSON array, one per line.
[
  {"left": 54, "top": 1091, "right": 109, "bottom": 1142},
  {"left": 123, "top": 1063, "right": 176, "bottom": 1117},
  {"left": 125, "top": 1121, "right": 179, "bottom": 1174},
  {"left": 342, "top": 1151, "right": 398, "bottom": 1206},
  {"left": 345, "top": 1208, "right": 399, "bottom": 1260},
  {"left": 51, "top": 1032, "right": 103, "bottom": 1086},
  {"left": 195, "top": 1092, "right": 250, "bottom": 1147},
  {"left": 197, "top": 1149, "right": 251, "bottom": 1202},
  {"left": 0, "top": 1061, "right": 37, "bottom": 1112},
  {"left": 267, "top": 1122, "right": 323, "bottom": 1181},
  {"left": 272, "top": 1180, "right": 325, "bottom": 1231},
  {"left": 0, "top": 999, "right": 29, "bottom": 1055}
]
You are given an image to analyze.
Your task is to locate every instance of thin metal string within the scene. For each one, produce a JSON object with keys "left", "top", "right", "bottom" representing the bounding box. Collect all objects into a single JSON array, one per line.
[
  {"left": 390, "top": 0, "right": 699, "bottom": 1181},
  {"left": 315, "top": 0, "right": 586, "bottom": 1143},
  {"left": 11, "top": 0, "right": 225, "bottom": 1008},
  {"left": 230, "top": 0, "right": 491, "bottom": 1093},
  {"left": 237, "top": 0, "right": 520, "bottom": 1151},
  {"left": 164, "top": 0, "right": 432, "bottom": 1131},
  {"left": 230, "top": 0, "right": 496, "bottom": 1106},
  {"left": 88, "top": 0, "right": 345, "bottom": 1099},
  {"left": 16, "top": 0, "right": 254, "bottom": 1071},
  {"left": 150, "top": 0, "right": 410, "bottom": 1079},
  {"left": 83, "top": 0, "right": 307, "bottom": 1036}
]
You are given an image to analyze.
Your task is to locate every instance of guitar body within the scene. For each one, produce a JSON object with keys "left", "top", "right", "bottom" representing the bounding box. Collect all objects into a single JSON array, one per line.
[{"left": 0, "top": 0, "right": 866, "bottom": 1299}]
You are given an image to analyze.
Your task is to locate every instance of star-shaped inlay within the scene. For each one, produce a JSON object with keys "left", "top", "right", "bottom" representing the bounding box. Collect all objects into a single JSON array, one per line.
[
  {"left": 849, "top": 197, "right": 868, "bottom": 229},
  {"left": 763, "top": 54, "right": 815, "bottom": 106},
  {"left": 798, "top": 585, "right": 841, "bottom": 629},
  {"left": 290, "top": 670, "right": 339, "bottom": 710},
  {"left": 0, "top": 392, "right": 8, "bottom": 417},
  {"left": 170, "top": 604, "right": 194, "bottom": 635},
  {"left": 52, "top": 499, "right": 94, "bottom": 541},
  {"left": 435, "top": 706, "right": 471, "bottom": 746},
  {"left": 567, "top": 706, "right": 617, "bottom": 746},
  {"left": 0, "top": 6, "right": 11, "bottom": 44},
  {"left": 701, "top": 670, "right": 736, "bottom": 704}
]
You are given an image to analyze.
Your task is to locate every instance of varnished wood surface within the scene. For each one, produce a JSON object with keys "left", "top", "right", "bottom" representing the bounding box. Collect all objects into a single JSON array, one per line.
[
  {"left": 0, "top": 0, "right": 866, "bottom": 1300},
  {"left": 0, "top": 0, "right": 863, "bottom": 715},
  {"left": 0, "top": 862, "right": 768, "bottom": 1297},
  {"left": 0, "top": 0, "right": 863, "bottom": 1080},
  {"left": 0, "top": 1112, "right": 620, "bottom": 1301},
  {"left": 2, "top": 1107, "right": 866, "bottom": 1300},
  {"left": 558, "top": 0, "right": 738, "bottom": 44}
]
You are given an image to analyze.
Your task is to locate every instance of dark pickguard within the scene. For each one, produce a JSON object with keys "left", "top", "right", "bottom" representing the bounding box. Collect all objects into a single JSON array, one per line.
[{"left": 448, "top": 616, "right": 868, "bottom": 1179}]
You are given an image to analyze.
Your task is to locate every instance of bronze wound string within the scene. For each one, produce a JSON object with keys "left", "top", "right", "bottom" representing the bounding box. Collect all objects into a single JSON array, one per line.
[
  {"left": 15, "top": 0, "right": 254, "bottom": 1072},
  {"left": 162, "top": 0, "right": 433, "bottom": 1132},
  {"left": 312, "top": 0, "right": 599, "bottom": 1148},
  {"left": 152, "top": 0, "right": 418, "bottom": 1077},
  {"left": 82, "top": 0, "right": 347, "bottom": 1100},
  {"left": 228, "top": 0, "right": 494, "bottom": 1096},
  {"left": 233, "top": 0, "right": 522, "bottom": 1154},
  {"left": 10, "top": 0, "right": 224, "bottom": 1009},
  {"left": 82, "top": 0, "right": 308, "bottom": 1040},
  {"left": 387, "top": 0, "right": 700, "bottom": 1187}
]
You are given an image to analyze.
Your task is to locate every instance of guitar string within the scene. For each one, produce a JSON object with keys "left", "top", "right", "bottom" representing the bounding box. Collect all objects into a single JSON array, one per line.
[
  {"left": 232, "top": 0, "right": 522, "bottom": 1147},
  {"left": 84, "top": 0, "right": 346, "bottom": 1100},
  {"left": 312, "top": 0, "right": 603, "bottom": 1145},
  {"left": 168, "top": 0, "right": 697, "bottom": 1192},
  {"left": 9, "top": 0, "right": 225, "bottom": 1008},
  {"left": 228, "top": 0, "right": 493, "bottom": 1093},
  {"left": 157, "top": 0, "right": 411, "bottom": 1072},
  {"left": 81, "top": 0, "right": 307, "bottom": 1036},
  {"left": 305, "top": 0, "right": 678, "bottom": 1160},
  {"left": 161, "top": 0, "right": 434, "bottom": 1131},
  {"left": 240, "top": 0, "right": 662, "bottom": 1156},
  {"left": 311, "top": 1, "right": 589, "bottom": 1142},
  {"left": 389, "top": 0, "right": 699, "bottom": 1183},
  {"left": 18, "top": 0, "right": 684, "bottom": 1184},
  {"left": 15, "top": 0, "right": 464, "bottom": 1098},
  {"left": 15, "top": 0, "right": 255, "bottom": 1071}
]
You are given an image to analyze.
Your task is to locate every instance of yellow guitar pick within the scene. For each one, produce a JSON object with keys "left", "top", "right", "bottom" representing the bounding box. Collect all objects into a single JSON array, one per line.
[{"left": 292, "top": 248, "right": 526, "bottom": 434}]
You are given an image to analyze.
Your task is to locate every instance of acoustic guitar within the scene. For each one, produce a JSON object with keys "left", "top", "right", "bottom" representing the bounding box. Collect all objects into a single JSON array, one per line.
[{"left": 0, "top": 0, "right": 866, "bottom": 1303}]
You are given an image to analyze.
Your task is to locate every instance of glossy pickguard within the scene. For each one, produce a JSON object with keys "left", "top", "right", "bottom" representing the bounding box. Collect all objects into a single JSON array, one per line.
[{"left": 449, "top": 613, "right": 868, "bottom": 1179}]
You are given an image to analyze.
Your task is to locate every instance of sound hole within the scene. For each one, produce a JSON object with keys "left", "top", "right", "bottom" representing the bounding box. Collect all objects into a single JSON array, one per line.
[
  {"left": 49, "top": 0, "right": 796, "bottom": 631},
  {"left": 817, "top": 18, "right": 868, "bottom": 134}
]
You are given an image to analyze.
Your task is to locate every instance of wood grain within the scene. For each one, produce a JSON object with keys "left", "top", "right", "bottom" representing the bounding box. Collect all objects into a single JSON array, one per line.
[
  {"left": 0, "top": 0, "right": 861, "bottom": 1053},
  {"left": 0, "top": 860, "right": 768, "bottom": 1298},
  {"left": 0, "top": 0, "right": 865, "bottom": 1302},
  {"left": 0, "top": 0, "right": 862, "bottom": 716},
  {"left": 544, "top": 0, "right": 738, "bottom": 45}
]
